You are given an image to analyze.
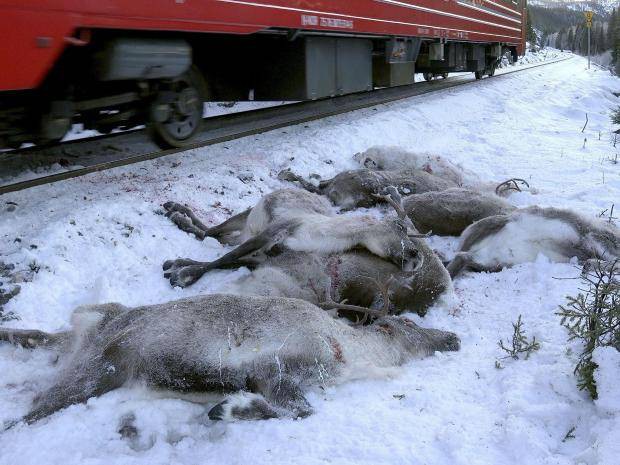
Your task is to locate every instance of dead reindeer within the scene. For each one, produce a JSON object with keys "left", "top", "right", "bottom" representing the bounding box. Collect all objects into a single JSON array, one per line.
[
  {"left": 354, "top": 146, "right": 532, "bottom": 199},
  {"left": 220, "top": 244, "right": 452, "bottom": 317},
  {"left": 163, "top": 188, "right": 333, "bottom": 246},
  {"left": 447, "top": 206, "right": 620, "bottom": 277},
  {"left": 353, "top": 145, "right": 472, "bottom": 187},
  {"left": 164, "top": 188, "right": 451, "bottom": 314},
  {"left": 0, "top": 293, "right": 459, "bottom": 425},
  {"left": 162, "top": 189, "right": 423, "bottom": 288},
  {"left": 313, "top": 186, "right": 455, "bottom": 314},
  {"left": 401, "top": 188, "right": 516, "bottom": 236},
  {"left": 277, "top": 167, "right": 456, "bottom": 210}
]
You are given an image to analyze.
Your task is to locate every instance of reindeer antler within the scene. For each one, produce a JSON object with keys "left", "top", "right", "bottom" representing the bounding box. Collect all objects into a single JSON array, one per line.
[
  {"left": 495, "top": 178, "right": 530, "bottom": 196},
  {"left": 373, "top": 186, "right": 431, "bottom": 238},
  {"left": 319, "top": 276, "right": 395, "bottom": 324},
  {"left": 372, "top": 186, "right": 408, "bottom": 221}
]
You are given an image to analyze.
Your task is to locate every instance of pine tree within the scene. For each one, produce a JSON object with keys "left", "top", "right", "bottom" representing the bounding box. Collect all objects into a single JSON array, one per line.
[
  {"left": 558, "top": 27, "right": 566, "bottom": 50},
  {"left": 576, "top": 24, "right": 586, "bottom": 55},
  {"left": 615, "top": 12, "right": 620, "bottom": 73},
  {"left": 574, "top": 24, "right": 582, "bottom": 54},
  {"left": 526, "top": 7, "right": 537, "bottom": 49},
  {"left": 596, "top": 23, "right": 605, "bottom": 55},
  {"left": 568, "top": 27, "right": 575, "bottom": 51},
  {"left": 610, "top": 9, "right": 617, "bottom": 58},
  {"left": 557, "top": 260, "right": 620, "bottom": 399}
]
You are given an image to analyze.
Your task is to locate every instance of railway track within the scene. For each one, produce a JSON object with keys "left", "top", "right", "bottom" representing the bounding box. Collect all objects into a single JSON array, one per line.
[{"left": 0, "top": 55, "right": 572, "bottom": 196}]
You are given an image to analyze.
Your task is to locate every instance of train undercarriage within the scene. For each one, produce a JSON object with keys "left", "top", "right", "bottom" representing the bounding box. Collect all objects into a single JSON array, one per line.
[{"left": 0, "top": 31, "right": 517, "bottom": 149}]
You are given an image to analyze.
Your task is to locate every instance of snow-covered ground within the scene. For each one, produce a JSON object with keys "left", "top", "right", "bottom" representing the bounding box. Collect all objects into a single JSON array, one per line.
[{"left": 1, "top": 55, "right": 619, "bottom": 464}]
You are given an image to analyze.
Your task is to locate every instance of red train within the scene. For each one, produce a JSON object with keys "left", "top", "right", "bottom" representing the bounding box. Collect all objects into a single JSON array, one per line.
[{"left": 0, "top": 0, "right": 526, "bottom": 148}]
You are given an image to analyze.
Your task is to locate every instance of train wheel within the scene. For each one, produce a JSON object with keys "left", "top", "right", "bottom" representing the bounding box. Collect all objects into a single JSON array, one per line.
[
  {"left": 422, "top": 72, "right": 433, "bottom": 82},
  {"left": 150, "top": 66, "right": 207, "bottom": 148},
  {"left": 38, "top": 100, "right": 74, "bottom": 145},
  {"left": 487, "top": 64, "right": 496, "bottom": 77},
  {"left": 474, "top": 71, "right": 484, "bottom": 80},
  {"left": 442, "top": 73, "right": 449, "bottom": 79}
]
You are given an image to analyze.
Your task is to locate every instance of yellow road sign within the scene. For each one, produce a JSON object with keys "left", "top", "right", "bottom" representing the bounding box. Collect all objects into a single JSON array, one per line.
[{"left": 585, "top": 11, "right": 593, "bottom": 27}]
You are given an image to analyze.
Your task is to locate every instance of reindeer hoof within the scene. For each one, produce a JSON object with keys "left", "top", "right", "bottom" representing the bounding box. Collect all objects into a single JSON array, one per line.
[
  {"left": 208, "top": 392, "right": 279, "bottom": 422},
  {"left": 163, "top": 262, "right": 206, "bottom": 288},
  {"left": 442, "top": 333, "right": 461, "bottom": 352},
  {"left": 118, "top": 413, "right": 138, "bottom": 440},
  {"left": 168, "top": 272, "right": 196, "bottom": 288},
  {"left": 208, "top": 402, "right": 225, "bottom": 421},
  {"left": 167, "top": 211, "right": 193, "bottom": 228},
  {"left": 163, "top": 258, "right": 201, "bottom": 272},
  {"left": 163, "top": 201, "right": 190, "bottom": 216},
  {"left": 277, "top": 169, "right": 296, "bottom": 182}
]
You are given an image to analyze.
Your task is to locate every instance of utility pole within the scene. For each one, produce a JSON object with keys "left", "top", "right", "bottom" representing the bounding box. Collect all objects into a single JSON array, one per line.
[{"left": 585, "top": 11, "right": 593, "bottom": 69}]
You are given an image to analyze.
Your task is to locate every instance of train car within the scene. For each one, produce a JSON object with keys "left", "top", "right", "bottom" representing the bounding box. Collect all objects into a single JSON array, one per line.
[{"left": 0, "top": 0, "right": 526, "bottom": 148}]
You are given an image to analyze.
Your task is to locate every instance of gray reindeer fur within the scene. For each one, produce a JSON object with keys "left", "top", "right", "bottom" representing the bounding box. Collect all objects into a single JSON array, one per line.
[
  {"left": 163, "top": 189, "right": 422, "bottom": 288},
  {"left": 402, "top": 188, "right": 516, "bottom": 236},
  {"left": 1, "top": 294, "right": 459, "bottom": 424},
  {"left": 447, "top": 206, "right": 620, "bottom": 277},
  {"left": 277, "top": 168, "right": 455, "bottom": 210},
  {"left": 353, "top": 146, "right": 472, "bottom": 187},
  {"left": 221, "top": 244, "right": 451, "bottom": 316},
  {"left": 353, "top": 146, "right": 531, "bottom": 198}
]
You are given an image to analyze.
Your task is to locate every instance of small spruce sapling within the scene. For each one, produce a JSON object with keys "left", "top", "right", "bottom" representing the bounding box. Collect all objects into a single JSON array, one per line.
[
  {"left": 612, "top": 106, "right": 620, "bottom": 126},
  {"left": 498, "top": 315, "right": 541, "bottom": 360},
  {"left": 557, "top": 260, "right": 620, "bottom": 399}
]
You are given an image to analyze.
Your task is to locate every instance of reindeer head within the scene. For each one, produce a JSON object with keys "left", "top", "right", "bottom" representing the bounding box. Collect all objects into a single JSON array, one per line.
[
  {"left": 355, "top": 217, "right": 423, "bottom": 274},
  {"left": 320, "top": 278, "right": 459, "bottom": 355},
  {"left": 353, "top": 149, "right": 382, "bottom": 170},
  {"left": 320, "top": 170, "right": 387, "bottom": 210},
  {"left": 371, "top": 316, "right": 461, "bottom": 356},
  {"left": 380, "top": 219, "right": 424, "bottom": 272}
]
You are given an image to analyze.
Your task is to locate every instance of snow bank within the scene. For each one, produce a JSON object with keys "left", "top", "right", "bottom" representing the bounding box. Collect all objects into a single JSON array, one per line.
[{"left": 593, "top": 346, "right": 620, "bottom": 413}]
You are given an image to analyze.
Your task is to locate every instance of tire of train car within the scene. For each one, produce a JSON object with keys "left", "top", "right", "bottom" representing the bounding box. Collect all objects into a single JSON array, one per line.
[
  {"left": 423, "top": 72, "right": 433, "bottom": 82},
  {"left": 442, "top": 73, "right": 449, "bottom": 79},
  {"left": 149, "top": 66, "right": 208, "bottom": 148},
  {"left": 474, "top": 70, "right": 484, "bottom": 80}
]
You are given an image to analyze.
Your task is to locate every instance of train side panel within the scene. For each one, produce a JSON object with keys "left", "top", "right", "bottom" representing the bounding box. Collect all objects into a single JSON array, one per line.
[{"left": 0, "top": 0, "right": 525, "bottom": 91}]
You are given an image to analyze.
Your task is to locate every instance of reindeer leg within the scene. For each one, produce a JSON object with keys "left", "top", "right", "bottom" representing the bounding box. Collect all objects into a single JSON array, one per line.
[
  {"left": 23, "top": 368, "right": 126, "bottom": 424},
  {"left": 446, "top": 252, "right": 476, "bottom": 278},
  {"left": 447, "top": 252, "right": 500, "bottom": 277},
  {"left": 163, "top": 220, "right": 300, "bottom": 288},
  {"left": 0, "top": 328, "right": 71, "bottom": 349},
  {"left": 164, "top": 202, "right": 251, "bottom": 244},
  {"left": 254, "top": 374, "right": 313, "bottom": 419},
  {"left": 277, "top": 169, "right": 322, "bottom": 194},
  {"left": 163, "top": 202, "right": 210, "bottom": 240},
  {"left": 162, "top": 258, "right": 203, "bottom": 271},
  {"left": 202, "top": 208, "right": 251, "bottom": 245},
  {"left": 22, "top": 337, "right": 131, "bottom": 424}
]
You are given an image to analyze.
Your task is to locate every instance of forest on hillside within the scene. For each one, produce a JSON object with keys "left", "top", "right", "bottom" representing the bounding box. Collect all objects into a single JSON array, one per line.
[{"left": 528, "top": 5, "right": 620, "bottom": 72}]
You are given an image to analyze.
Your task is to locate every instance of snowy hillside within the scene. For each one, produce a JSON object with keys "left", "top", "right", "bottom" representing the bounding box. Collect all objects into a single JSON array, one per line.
[
  {"left": 529, "top": 0, "right": 618, "bottom": 15},
  {"left": 1, "top": 53, "right": 619, "bottom": 464}
]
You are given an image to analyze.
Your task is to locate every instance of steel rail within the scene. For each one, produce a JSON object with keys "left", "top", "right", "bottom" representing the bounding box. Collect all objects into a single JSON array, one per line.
[{"left": 0, "top": 55, "right": 572, "bottom": 196}]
